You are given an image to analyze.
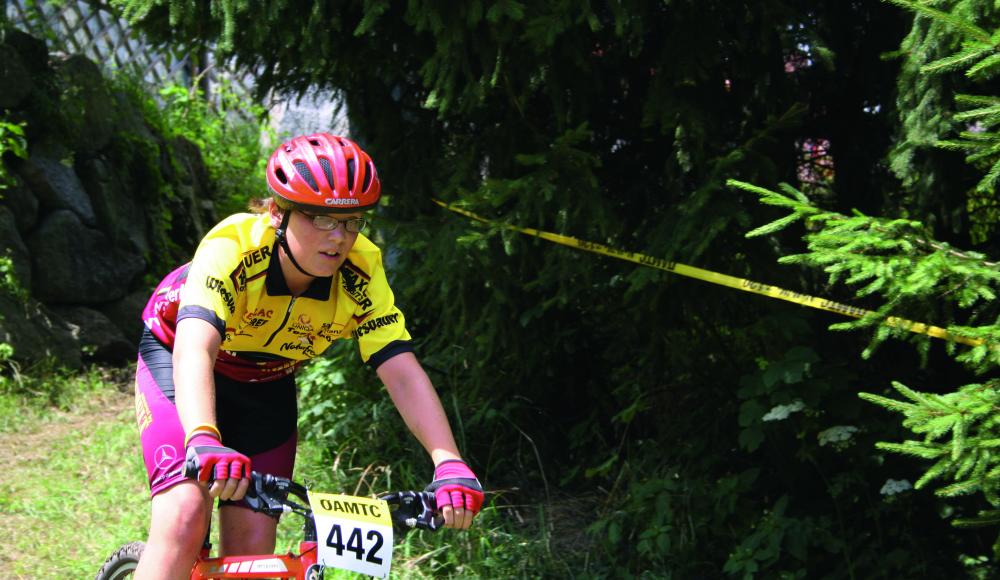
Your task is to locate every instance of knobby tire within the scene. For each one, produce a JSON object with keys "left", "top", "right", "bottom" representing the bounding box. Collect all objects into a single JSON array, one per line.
[{"left": 95, "top": 541, "right": 145, "bottom": 580}]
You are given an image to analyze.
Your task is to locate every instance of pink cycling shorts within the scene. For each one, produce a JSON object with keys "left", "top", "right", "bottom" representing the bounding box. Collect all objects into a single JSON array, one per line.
[{"left": 134, "top": 328, "right": 298, "bottom": 502}]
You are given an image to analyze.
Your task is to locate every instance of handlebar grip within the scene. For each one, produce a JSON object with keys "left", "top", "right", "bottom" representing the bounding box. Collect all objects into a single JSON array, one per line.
[
  {"left": 183, "top": 450, "right": 261, "bottom": 486},
  {"left": 182, "top": 451, "right": 244, "bottom": 484}
]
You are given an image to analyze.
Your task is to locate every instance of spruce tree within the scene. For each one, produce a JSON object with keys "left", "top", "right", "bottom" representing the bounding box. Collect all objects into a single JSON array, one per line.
[{"left": 738, "top": 0, "right": 1000, "bottom": 555}]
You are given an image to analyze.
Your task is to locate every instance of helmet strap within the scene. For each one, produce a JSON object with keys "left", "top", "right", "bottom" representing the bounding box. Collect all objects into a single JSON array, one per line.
[{"left": 274, "top": 210, "right": 321, "bottom": 279}]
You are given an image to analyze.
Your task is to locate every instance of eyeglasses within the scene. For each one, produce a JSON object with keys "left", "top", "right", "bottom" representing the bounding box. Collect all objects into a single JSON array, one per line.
[{"left": 299, "top": 212, "right": 367, "bottom": 233}]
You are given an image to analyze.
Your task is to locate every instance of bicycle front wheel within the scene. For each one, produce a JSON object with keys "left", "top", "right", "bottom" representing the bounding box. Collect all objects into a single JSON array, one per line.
[{"left": 95, "top": 541, "right": 145, "bottom": 580}]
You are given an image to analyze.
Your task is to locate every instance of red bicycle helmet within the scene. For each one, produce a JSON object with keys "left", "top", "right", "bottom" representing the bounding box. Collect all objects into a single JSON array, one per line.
[{"left": 266, "top": 133, "right": 381, "bottom": 213}]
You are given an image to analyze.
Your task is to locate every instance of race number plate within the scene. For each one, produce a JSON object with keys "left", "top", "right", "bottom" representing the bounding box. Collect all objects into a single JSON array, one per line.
[{"left": 308, "top": 492, "right": 394, "bottom": 578}]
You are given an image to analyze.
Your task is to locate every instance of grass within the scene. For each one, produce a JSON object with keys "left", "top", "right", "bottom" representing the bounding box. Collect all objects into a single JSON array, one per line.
[
  {"left": 0, "top": 365, "right": 576, "bottom": 579},
  {"left": 0, "top": 366, "right": 148, "bottom": 578}
]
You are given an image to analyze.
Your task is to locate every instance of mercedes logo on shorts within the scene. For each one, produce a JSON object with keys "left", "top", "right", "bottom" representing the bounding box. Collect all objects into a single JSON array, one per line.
[{"left": 154, "top": 444, "right": 178, "bottom": 469}]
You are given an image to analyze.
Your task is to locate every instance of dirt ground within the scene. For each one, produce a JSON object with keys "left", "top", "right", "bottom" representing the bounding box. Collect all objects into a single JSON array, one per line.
[{"left": 0, "top": 390, "right": 131, "bottom": 475}]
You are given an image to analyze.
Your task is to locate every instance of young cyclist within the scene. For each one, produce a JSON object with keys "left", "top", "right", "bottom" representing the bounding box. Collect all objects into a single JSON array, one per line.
[{"left": 131, "top": 133, "right": 483, "bottom": 579}]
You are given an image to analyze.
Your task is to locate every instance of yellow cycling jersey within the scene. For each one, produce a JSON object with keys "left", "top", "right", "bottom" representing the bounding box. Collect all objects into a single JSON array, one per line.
[{"left": 143, "top": 212, "right": 412, "bottom": 381}]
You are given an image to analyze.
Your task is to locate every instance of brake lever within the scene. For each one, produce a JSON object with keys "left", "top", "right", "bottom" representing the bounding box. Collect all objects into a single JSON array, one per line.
[
  {"left": 380, "top": 491, "right": 444, "bottom": 533},
  {"left": 242, "top": 473, "right": 292, "bottom": 516}
]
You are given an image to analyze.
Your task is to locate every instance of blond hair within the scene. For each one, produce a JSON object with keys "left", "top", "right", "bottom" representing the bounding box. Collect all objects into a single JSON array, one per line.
[{"left": 248, "top": 197, "right": 275, "bottom": 214}]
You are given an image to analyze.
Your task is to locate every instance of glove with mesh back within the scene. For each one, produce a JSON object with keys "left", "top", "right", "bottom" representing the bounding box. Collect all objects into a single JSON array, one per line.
[
  {"left": 424, "top": 459, "right": 484, "bottom": 515},
  {"left": 184, "top": 432, "right": 251, "bottom": 483}
]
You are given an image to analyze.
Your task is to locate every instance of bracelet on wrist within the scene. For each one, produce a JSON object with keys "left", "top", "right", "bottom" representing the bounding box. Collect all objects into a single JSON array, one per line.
[{"left": 184, "top": 423, "right": 222, "bottom": 447}]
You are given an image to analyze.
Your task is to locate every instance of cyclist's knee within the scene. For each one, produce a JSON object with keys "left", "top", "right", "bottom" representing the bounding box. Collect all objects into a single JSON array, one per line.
[
  {"left": 149, "top": 482, "right": 211, "bottom": 547},
  {"left": 219, "top": 505, "right": 277, "bottom": 556}
]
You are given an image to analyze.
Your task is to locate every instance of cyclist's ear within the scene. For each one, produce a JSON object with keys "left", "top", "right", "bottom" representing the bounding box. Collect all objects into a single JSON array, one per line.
[{"left": 268, "top": 201, "right": 285, "bottom": 229}]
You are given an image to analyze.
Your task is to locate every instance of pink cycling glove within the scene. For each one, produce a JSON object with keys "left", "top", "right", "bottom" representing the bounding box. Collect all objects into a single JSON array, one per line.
[
  {"left": 425, "top": 459, "right": 484, "bottom": 514},
  {"left": 184, "top": 433, "right": 251, "bottom": 483}
]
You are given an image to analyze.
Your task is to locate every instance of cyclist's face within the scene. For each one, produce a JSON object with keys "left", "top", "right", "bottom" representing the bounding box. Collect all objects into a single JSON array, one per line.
[{"left": 275, "top": 206, "right": 363, "bottom": 278}]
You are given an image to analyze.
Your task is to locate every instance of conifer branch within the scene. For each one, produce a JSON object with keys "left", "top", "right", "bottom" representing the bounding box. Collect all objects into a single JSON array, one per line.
[
  {"left": 954, "top": 511, "right": 1000, "bottom": 528},
  {"left": 936, "top": 478, "right": 983, "bottom": 497},
  {"left": 952, "top": 419, "right": 967, "bottom": 461},
  {"left": 922, "top": 44, "right": 994, "bottom": 75},
  {"left": 858, "top": 392, "right": 917, "bottom": 414},
  {"left": 744, "top": 213, "right": 802, "bottom": 238},
  {"left": 954, "top": 104, "right": 1000, "bottom": 121},
  {"left": 885, "top": 0, "right": 992, "bottom": 44},
  {"left": 956, "top": 94, "right": 1000, "bottom": 107},
  {"left": 967, "top": 52, "right": 1000, "bottom": 80},
  {"left": 876, "top": 441, "right": 947, "bottom": 460},
  {"left": 916, "top": 457, "right": 954, "bottom": 489},
  {"left": 955, "top": 452, "right": 978, "bottom": 480}
]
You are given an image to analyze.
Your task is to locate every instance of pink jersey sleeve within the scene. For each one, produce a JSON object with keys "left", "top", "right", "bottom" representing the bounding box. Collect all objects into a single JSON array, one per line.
[{"left": 141, "top": 264, "right": 194, "bottom": 348}]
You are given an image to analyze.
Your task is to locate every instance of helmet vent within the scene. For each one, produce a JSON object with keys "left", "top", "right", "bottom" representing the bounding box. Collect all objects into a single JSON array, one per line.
[
  {"left": 319, "top": 157, "right": 334, "bottom": 189},
  {"left": 275, "top": 167, "right": 288, "bottom": 184},
  {"left": 293, "top": 161, "right": 319, "bottom": 192},
  {"left": 309, "top": 138, "right": 320, "bottom": 146},
  {"left": 362, "top": 162, "right": 374, "bottom": 192},
  {"left": 347, "top": 158, "right": 356, "bottom": 190}
]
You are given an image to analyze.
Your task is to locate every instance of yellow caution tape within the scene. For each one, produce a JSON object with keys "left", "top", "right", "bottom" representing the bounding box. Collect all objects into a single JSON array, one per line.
[{"left": 434, "top": 199, "right": 982, "bottom": 347}]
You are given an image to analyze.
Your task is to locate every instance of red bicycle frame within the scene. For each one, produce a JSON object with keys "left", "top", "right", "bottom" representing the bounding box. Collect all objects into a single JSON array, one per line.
[{"left": 189, "top": 541, "right": 319, "bottom": 579}]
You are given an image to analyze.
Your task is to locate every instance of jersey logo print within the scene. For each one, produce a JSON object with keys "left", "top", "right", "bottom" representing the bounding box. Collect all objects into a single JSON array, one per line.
[
  {"left": 341, "top": 261, "right": 373, "bottom": 309},
  {"left": 230, "top": 262, "right": 247, "bottom": 293},
  {"left": 352, "top": 313, "right": 401, "bottom": 338},
  {"left": 231, "top": 246, "right": 271, "bottom": 293},
  {"left": 135, "top": 387, "right": 153, "bottom": 433},
  {"left": 206, "top": 276, "right": 236, "bottom": 314}
]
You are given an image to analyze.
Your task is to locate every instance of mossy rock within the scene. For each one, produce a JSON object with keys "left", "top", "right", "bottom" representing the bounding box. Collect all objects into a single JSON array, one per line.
[{"left": 0, "top": 43, "right": 32, "bottom": 109}]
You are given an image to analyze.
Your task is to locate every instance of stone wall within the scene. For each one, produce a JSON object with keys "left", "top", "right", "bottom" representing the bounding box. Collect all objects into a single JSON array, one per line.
[{"left": 0, "top": 28, "right": 216, "bottom": 369}]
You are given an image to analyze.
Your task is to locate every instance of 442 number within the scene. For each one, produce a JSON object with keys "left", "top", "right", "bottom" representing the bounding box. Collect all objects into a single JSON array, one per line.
[{"left": 326, "top": 524, "right": 385, "bottom": 564}]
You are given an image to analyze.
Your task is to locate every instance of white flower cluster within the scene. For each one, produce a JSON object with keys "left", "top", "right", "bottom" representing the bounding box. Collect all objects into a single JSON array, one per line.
[
  {"left": 762, "top": 400, "right": 806, "bottom": 422},
  {"left": 818, "top": 425, "right": 859, "bottom": 447},
  {"left": 880, "top": 479, "right": 913, "bottom": 496}
]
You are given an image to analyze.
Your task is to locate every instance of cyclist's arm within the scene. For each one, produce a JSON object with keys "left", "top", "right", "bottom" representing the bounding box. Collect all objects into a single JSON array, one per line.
[
  {"left": 376, "top": 352, "right": 463, "bottom": 465},
  {"left": 377, "top": 353, "right": 481, "bottom": 529},
  {"left": 173, "top": 317, "right": 222, "bottom": 433},
  {"left": 173, "top": 317, "right": 250, "bottom": 500}
]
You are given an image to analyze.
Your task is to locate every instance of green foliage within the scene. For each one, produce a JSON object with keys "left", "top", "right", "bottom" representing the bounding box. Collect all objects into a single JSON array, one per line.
[
  {"left": 738, "top": 0, "right": 1000, "bottom": 562},
  {"left": 125, "top": 74, "right": 269, "bottom": 215},
  {"left": 101, "top": 69, "right": 270, "bottom": 273},
  {"left": 739, "top": 174, "right": 1000, "bottom": 551},
  {"left": 294, "top": 344, "right": 573, "bottom": 578},
  {"left": 887, "top": 0, "right": 1000, "bottom": 242},
  {"left": 736, "top": 346, "right": 822, "bottom": 453},
  {"left": 860, "top": 381, "right": 1000, "bottom": 500},
  {"left": 0, "top": 253, "right": 27, "bottom": 304},
  {"left": 583, "top": 343, "right": 964, "bottom": 577},
  {"left": 296, "top": 342, "right": 417, "bottom": 472},
  {"left": 734, "top": 178, "right": 1000, "bottom": 368},
  {"left": 156, "top": 79, "right": 272, "bottom": 216},
  {"left": 114, "top": 0, "right": 988, "bottom": 574},
  {"left": 859, "top": 378, "right": 1000, "bottom": 560},
  {"left": 0, "top": 114, "right": 27, "bottom": 191},
  {"left": 0, "top": 252, "right": 25, "bottom": 374},
  {"left": 723, "top": 496, "right": 813, "bottom": 579}
]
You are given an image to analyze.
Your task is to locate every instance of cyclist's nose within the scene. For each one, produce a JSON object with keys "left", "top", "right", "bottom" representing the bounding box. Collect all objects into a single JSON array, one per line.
[{"left": 327, "top": 222, "right": 347, "bottom": 241}]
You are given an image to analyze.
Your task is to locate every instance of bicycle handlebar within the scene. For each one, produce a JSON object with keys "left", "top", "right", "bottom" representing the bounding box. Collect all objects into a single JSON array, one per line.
[{"left": 183, "top": 457, "right": 443, "bottom": 532}]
